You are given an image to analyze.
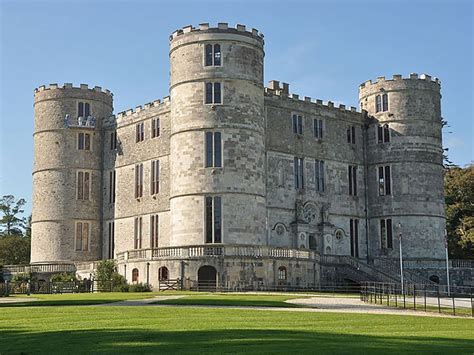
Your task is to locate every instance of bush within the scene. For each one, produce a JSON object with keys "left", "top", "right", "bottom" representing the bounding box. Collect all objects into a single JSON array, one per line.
[
  {"left": 50, "top": 272, "right": 78, "bottom": 282},
  {"left": 11, "top": 272, "right": 33, "bottom": 283},
  {"left": 128, "top": 283, "right": 151, "bottom": 292}
]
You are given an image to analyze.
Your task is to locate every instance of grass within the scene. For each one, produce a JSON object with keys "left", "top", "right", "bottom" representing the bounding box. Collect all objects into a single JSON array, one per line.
[{"left": 1, "top": 305, "right": 473, "bottom": 354}]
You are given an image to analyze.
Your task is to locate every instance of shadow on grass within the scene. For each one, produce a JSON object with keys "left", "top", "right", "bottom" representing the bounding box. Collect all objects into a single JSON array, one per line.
[
  {"left": 0, "top": 299, "right": 121, "bottom": 307},
  {"left": 153, "top": 298, "right": 302, "bottom": 308},
  {"left": 0, "top": 328, "right": 472, "bottom": 354}
]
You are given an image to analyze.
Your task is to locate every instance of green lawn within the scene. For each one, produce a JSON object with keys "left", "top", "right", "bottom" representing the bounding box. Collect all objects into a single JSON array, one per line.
[{"left": 1, "top": 305, "right": 473, "bottom": 354}]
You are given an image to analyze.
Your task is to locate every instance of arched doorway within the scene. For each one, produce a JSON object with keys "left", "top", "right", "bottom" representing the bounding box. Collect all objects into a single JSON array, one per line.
[
  {"left": 309, "top": 235, "right": 317, "bottom": 250},
  {"left": 198, "top": 265, "right": 217, "bottom": 291},
  {"left": 158, "top": 266, "right": 169, "bottom": 281}
]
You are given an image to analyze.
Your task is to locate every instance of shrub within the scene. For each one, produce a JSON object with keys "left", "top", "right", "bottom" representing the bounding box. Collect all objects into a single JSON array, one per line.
[
  {"left": 11, "top": 272, "right": 32, "bottom": 283},
  {"left": 128, "top": 283, "right": 151, "bottom": 292},
  {"left": 95, "top": 260, "right": 128, "bottom": 292},
  {"left": 50, "top": 272, "right": 78, "bottom": 282}
]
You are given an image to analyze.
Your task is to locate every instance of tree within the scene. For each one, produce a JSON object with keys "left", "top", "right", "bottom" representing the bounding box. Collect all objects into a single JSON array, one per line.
[
  {"left": 445, "top": 165, "right": 474, "bottom": 259},
  {"left": 0, "top": 235, "right": 30, "bottom": 265},
  {"left": 0, "top": 195, "right": 27, "bottom": 236}
]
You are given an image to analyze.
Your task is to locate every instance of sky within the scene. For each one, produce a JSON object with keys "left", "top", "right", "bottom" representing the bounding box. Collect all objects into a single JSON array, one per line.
[{"left": 0, "top": 0, "right": 473, "bottom": 217}]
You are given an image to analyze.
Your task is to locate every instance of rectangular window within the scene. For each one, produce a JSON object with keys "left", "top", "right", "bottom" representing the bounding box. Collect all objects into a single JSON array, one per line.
[
  {"left": 108, "top": 170, "right": 116, "bottom": 204},
  {"left": 377, "top": 124, "right": 390, "bottom": 143},
  {"left": 378, "top": 165, "right": 392, "bottom": 196},
  {"left": 151, "top": 160, "right": 160, "bottom": 195},
  {"left": 350, "top": 219, "right": 359, "bottom": 258},
  {"left": 313, "top": 119, "right": 323, "bottom": 139},
  {"left": 205, "top": 43, "right": 221, "bottom": 66},
  {"left": 375, "top": 95, "right": 382, "bottom": 113},
  {"left": 134, "top": 217, "right": 142, "bottom": 249},
  {"left": 205, "top": 196, "right": 222, "bottom": 243},
  {"left": 315, "top": 160, "right": 325, "bottom": 192},
  {"left": 110, "top": 131, "right": 117, "bottom": 150},
  {"left": 205, "top": 82, "right": 222, "bottom": 104},
  {"left": 77, "top": 133, "right": 91, "bottom": 151},
  {"left": 382, "top": 93, "right": 389, "bottom": 112},
  {"left": 150, "top": 214, "right": 159, "bottom": 248},
  {"left": 151, "top": 118, "right": 160, "bottom": 138},
  {"left": 347, "top": 125, "right": 356, "bottom": 144},
  {"left": 380, "top": 218, "right": 393, "bottom": 249},
  {"left": 77, "top": 171, "right": 90, "bottom": 201},
  {"left": 78, "top": 102, "right": 90, "bottom": 118},
  {"left": 108, "top": 221, "right": 115, "bottom": 259},
  {"left": 205, "top": 132, "right": 222, "bottom": 168},
  {"left": 136, "top": 122, "right": 145, "bottom": 142},
  {"left": 292, "top": 114, "right": 303, "bottom": 135},
  {"left": 135, "top": 164, "right": 143, "bottom": 198},
  {"left": 348, "top": 165, "right": 357, "bottom": 196},
  {"left": 294, "top": 157, "right": 304, "bottom": 190},
  {"left": 75, "top": 221, "right": 90, "bottom": 251}
]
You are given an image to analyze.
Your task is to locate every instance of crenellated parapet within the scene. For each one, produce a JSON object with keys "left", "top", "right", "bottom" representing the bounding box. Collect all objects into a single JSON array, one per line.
[
  {"left": 359, "top": 73, "right": 440, "bottom": 89},
  {"left": 170, "top": 22, "right": 264, "bottom": 43},
  {"left": 115, "top": 96, "right": 170, "bottom": 120}
]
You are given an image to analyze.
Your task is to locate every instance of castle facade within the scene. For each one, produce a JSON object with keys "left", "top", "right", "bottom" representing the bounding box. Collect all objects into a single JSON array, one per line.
[{"left": 31, "top": 23, "right": 447, "bottom": 288}]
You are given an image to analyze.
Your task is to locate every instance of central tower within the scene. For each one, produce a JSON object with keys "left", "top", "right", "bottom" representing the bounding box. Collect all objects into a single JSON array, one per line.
[{"left": 169, "top": 23, "right": 266, "bottom": 246}]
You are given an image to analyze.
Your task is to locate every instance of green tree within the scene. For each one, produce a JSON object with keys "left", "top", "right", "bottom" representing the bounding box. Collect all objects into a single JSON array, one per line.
[
  {"left": 0, "top": 195, "right": 27, "bottom": 236},
  {"left": 0, "top": 235, "right": 30, "bottom": 265},
  {"left": 445, "top": 165, "right": 474, "bottom": 259}
]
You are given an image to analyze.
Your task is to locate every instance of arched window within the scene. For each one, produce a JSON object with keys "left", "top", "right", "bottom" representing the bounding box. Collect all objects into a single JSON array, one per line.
[
  {"left": 158, "top": 266, "right": 169, "bottom": 281},
  {"left": 132, "top": 268, "right": 139, "bottom": 283},
  {"left": 375, "top": 95, "right": 382, "bottom": 113},
  {"left": 383, "top": 124, "right": 390, "bottom": 143},
  {"left": 382, "top": 93, "right": 389, "bottom": 111},
  {"left": 278, "top": 266, "right": 287, "bottom": 281},
  {"left": 429, "top": 275, "right": 440, "bottom": 284}
]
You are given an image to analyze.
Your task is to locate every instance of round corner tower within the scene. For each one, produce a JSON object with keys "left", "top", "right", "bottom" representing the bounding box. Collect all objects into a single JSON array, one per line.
[
  {"left": 168, "top": 23, "right": 266, "bottom": 246},
  {"left": 32, "top": 84, "right": 113, "bottom": 264},
  {"left": 358, "top": 73, "right": 445, "bottom": 260}
]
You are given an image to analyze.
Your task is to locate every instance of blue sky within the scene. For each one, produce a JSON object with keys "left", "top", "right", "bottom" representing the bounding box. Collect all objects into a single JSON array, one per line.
[{"left": 0, "top": 0, "right": 473, "bottom": 216}]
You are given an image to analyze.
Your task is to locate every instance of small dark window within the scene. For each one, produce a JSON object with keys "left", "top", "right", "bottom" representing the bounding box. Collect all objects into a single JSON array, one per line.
[
  {"left": 378, "top": 165, "right": 391, "bottom": 196},
  {"left": 380, "top": 218, "right": 393, "bottom": 249},
  {"left": 347, "top": 126, "right": 356, "bottom": 144},
  {"left": 383, "top": 124, "right": 390, "bottom": 143},
  {"left": 136, "top": 122, "right": 145, "bottom": 142},
  {"left": 382, "top": 93, "right": 389, "bottom": 111},
  {"left": 132, "top": 268, "right": 139, "bottom": 283},
  {"left": 150, "top": 214, "right": 159, "bottom": 248},
  {"left": 292, "top": 114, "right": 303, "bottom": 135},
  {"left": 151, "top": 118, "right": 160, "bottom": 138},
  {"left": 159, "top": 267, "right": 169, "bottom": 281},
  {"left": 78, "top": 102, "right": 90, "bottom": 117},
  {"left": 110, "top": 131, "right": 117, "bottom": 150},
  {"left": 313, "top": 119, "right": 323, "bottom": 138},
  {"left": 348, "top": 165, "right": 357, "bottom": 196},
  {"left": 214, "top": 44, "right": 221, "bottom": 66},
  {"left": 294, "top": 157, "right": 304, "bottom": 190},
  {"left": 205, "top": 43, "right": 221, "bottom": 67},
  {"left": 278, "top": 266, "right": 287, "bottom": 281},
  {"left": 134, "top": 217, "right": 142, "bottom": 249},
  {"left": 205, "top": 82, "right": 222, "bottom": 104},
  {"left": 350, "top": 219, "right": 359, "bottom": 258},
  {"left": 205, "top": 132, "right": 222, "bottom": 168},
  {"left": 213, "top": 82, "right": 221, "bottom": 104},
  {"left": 135, "top": 164, "right": 143, "bottom": 198},
  {"left": 108, "top": 170, "right": 116, "bottom": 204},
  {"left": 108, "top": 221, "right": 115, "bottom": 259},
  {"left": 78, "top": 133, "right": 91, "bottom": 151},
  {"left": 205, "top": 196, "right": 222, "bottom": 243},
  {"left": 315, "top": 160, "right": 325, "bottom": 192},
  {"left": 151, "top": 160, "right": 160, "bottom": 195},
  {"left": 205, "top": 44, "right": 213, "bottom": 66},
  {"left": 375, "top": 95, "right": 382, "bottom": 113}
]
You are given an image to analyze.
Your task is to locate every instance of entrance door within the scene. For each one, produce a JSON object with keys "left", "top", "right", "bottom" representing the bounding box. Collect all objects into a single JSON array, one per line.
[{"left": 197, "top": 265, "right": 217, "bottom": 291}]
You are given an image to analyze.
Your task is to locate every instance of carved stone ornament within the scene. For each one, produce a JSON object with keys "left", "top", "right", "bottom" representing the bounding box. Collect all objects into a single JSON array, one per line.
[{"left": 303, "top": 203, "right": 317, "bottom": 223}]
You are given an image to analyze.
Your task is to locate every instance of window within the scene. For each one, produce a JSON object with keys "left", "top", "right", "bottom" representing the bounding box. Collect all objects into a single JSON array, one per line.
[
  {"left": 205, "top": 82, "right": 222, "bottom": 104},
  {"left": 350, "top": 219, "right": 359, "bottom": 258},
  {"left": 135, "top": 164, "right": 143, "bottom": 198},
  {"left": 292, "top": 114, "right": 303, "bottom": 135},
  {"left": 78, "top": 102, "right": 90, "bottom": 118},
  {"left": 380, "top": 218, "right": 393, "bottom": 249},
  {"left": 205, "top": 196, "right": 222, "bottom": 243},
  {"left": 77, "top": 133, "right": 91, "bottom": 151},
  {"left": 75, "top": 221, "right": 90, "bottom": 251},
  {"left": 108, "top": 170, "right": 116, "bottom": 204},
  {"left": 158, "top": 266, "right": 169, "bottom": 281},
  {"left": 132, "top": 268, "right": 139, "bottom": 283},
  {"left": 110, "top": 131, "right": 117, "bottom": 150},
  {"left": 151, "top": 118, "right": 160, "bottom": 138},
  {"left": 77, "top": 171, "right": 90, "bottom": 201},
  {"left": 205, "top": 43, "right": 221, "bottom": 66},
  {"left": 375, "top": 94, "right": 389, "bottom": 113},
  {"left": 313, "top": 118, "right": 323, "bottom": 139},
  {"left": 150, "top": 214, "right": 159, "bottom": 248},
  {"left": 378, "top": 165, "right": 392, "bottom": 196},
  {"left": 347, "top": 125, "right": 356, "bottom": 144},
  {"left": 136, "top": 122, "right": 145, "bottom": 142},
  {"left": 315, "top": 160, "right": 325, "bottom": 192},
  {"left": 278, "top": 266, "right": 287, "bottom": 281},
  {"left": 294, "top": 157, "right": 304, "bottom": 190},
  {"left": 108, "top": 221, "right": 115, "bottom": 259},
  {"left": 348, "top": 165, "right": 357, "bottom": 196},
  {"left": 151, "top": 160, "right": 160, "bottom": 195},
  {"left": 377, "top": 124, "right": 390, "bottom": 143},
  {"left": 205, "top": 132, "right": 222, "bottom": 167},
  {"left": 134, "top": 217, "right": 142, "bottom": 249}
]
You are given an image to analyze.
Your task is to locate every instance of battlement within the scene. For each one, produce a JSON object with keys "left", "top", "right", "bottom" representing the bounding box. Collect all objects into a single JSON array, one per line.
[
  {"left": 265, "top": 80, "right": 358, "bottom": 114},
  {"left": 170, "top": 23, "right": 264, "bottom": 42},
  {"left": 115, "top": 96, "right": 170, "bottom": 120},
  {"left": 34, "top": 83, "right": 113, "bottom": 97},
  {"left": 359, "top": 73, "right": 440, "bottom": 89}
]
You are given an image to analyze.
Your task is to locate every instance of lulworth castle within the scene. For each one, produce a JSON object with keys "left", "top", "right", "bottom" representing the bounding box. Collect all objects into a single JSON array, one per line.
[{"left": 30, "top": 23, "right": 457, "bottom": 289}]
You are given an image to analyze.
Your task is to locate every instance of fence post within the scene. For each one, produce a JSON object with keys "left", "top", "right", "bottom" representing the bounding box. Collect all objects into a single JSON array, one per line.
[
  {"left": 437, "top": 286, "right": 441, "bottom": 313},
  {"left": 452, "top": 294, "right": 456, "bottom": 316},
  {"left": 471, "top": 290, "right": 473, "bottom": 318},
  {"left": 424, "top": 285, "right": 427, "bottom": 312},
  {"left": 413, "top": 284, "right": 416, "bottom": 310},
  {"left": 403, "top": 282, "right": 406, "bottom": 309},
  {"left": 395, "top": 284, "right": 398, "bottom": 307}
]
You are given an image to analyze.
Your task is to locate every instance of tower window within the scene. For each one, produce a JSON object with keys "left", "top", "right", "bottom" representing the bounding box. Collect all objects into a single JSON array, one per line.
[
  {"left": 135, "top": 163, "right": 143, "bottom": 198},
  {"left": 380, "top": 218, "right": 393, "bottom": 249},
  {"left": 348, "top": 165, "right": 357, "bottom": 196},
  {"left": 292, "top": 114, "right": 303, "bottom": 135},
  {"left": 350, "top": 219, "right": 359, "bottom": 258},
  {"left": 76, "top": 170, "right": 91, "bottom": 201},
  {"left": 136, "top": 122, "right": 145, "bottom": 142},
  {"left": 378, "top": 165, "right": 392, "bottom": 196},
  {"left": 108, "top": 170, "right": 116, "bottom": 204},
  {"left": 382, "top": 93, "right": 389, "bottom": 111},
  {"left": 205, "top": 43, "right": 221, "bottom": 66},
  {"left": 205, "top": 82, "right": 222, "bottom": 104},
  {"left": 347, "top": 125, "right": 356, "bottom": 144},
  {"left": 205, "top": 132, "right": 222, "bottom": 168},
  {"left": 313, "top": 118, "right": 323, "bottom": 139},
  {"left": 110, "top": 131, "right": 117, "bottom": 150},
  {"left": 151, "top": 118, "right": 160, "bottom": 138},
  {"left": 377, "top": 124, "right": 390, "bottom": 143},
  {"left": 108, "top": 221, "right": 115, "bottom": 259},
  {"left": 315, "top": 159, "right": 325, "bottom": 192},
  {"left": 134, "top": 217, "right": 142, "bottom": 249},
  {"left": 205, "top": 196, "right": 222, "bottom": 243},
  {"left": 78, "top": 102, "right": 90, "bottom": 118},
  {"left": 75, "top": 221, "right": 90, "bottom": 251},
  {"left": 77, "top": 132, "right": 91, "bottom": 151},
  {"left": 294, "top": 157, "right": 304, "bottom": 190},
  {"left": 151, "top": 160, "right": 160, "bottom": 195},
  {"left": 150, "top": 214, "right": 159, "bottom": 248},
  {"left": 375, "top": 94, "right": 389, "bottom": 113}
]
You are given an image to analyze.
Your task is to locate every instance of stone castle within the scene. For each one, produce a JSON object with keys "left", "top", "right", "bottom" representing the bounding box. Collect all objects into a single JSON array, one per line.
[{"left": 31, "top": 23, "right": 453, "bottom": 289}]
